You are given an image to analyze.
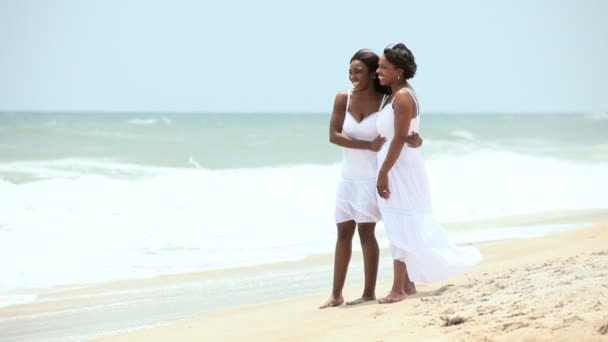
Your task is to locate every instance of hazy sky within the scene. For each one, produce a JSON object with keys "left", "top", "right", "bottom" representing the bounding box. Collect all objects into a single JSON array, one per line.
[{"left": 1, "top": 0, "right": 607, "bottom": 113}]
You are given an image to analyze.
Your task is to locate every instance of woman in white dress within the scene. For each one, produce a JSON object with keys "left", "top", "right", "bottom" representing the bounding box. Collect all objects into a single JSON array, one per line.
[
  {"left": 375, "top": 43, "right": 482, "bottom": 304},
  {"left": 320, "top": 49, "right": 422, "bottom": 308}
]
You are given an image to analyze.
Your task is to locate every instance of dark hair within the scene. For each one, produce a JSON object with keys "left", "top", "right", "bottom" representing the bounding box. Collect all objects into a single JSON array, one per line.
[
  {"left": 383, "top": 43, "right": 417, "bottom": 80},
  {"left": 350, "top": 49, "right": 390, "bottom": 94}
]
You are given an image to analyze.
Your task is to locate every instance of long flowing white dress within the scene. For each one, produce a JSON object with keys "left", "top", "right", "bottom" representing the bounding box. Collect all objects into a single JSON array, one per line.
[
  {"left": 334, "top": 91, "right": 388, "bottom": 223},
  {"left": 376, "top": 88, "right": 482, "bottom": 283}
]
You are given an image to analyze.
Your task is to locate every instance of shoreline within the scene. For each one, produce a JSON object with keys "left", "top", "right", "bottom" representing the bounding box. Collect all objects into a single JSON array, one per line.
[
  {"left": 92, "top": 221, "right": 608, "bottom": 342},
  {"left": 1, "top": 212, "right": 608, "bottom": 341},
  {"left": 4, "top": 208, "right": 607, "bottom": 297}
]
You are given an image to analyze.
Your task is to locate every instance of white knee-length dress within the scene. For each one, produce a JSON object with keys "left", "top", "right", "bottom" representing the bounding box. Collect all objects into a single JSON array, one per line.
[
  {"left": 334, "top": 91, "right": 388, "bottom": 224},
  {"left": 376, "top": 88, "right": 482, "bottom": 283}
]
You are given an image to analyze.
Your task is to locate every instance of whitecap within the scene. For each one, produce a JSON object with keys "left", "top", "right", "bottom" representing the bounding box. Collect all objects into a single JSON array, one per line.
[{"left": 449, "top": 129, "right": 476, "bottom": 141}]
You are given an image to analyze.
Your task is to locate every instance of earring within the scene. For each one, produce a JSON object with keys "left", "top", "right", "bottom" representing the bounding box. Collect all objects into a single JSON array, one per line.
[{"left": 397, "top": 75, "right": 401, "bottom": 80}]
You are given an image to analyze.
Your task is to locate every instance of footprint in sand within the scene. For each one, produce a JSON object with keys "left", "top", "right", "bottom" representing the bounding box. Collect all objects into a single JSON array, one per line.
[
  {"left": 410, "top": 284, "right": 453, "bottom": 299},
  {"left": 505, "top": 311, "right": 526, "bottom": 318},
  {"left": 562, "top": 315, "right": 584, "bottom": 324},
  {"left": 476, "top": 305, "right": 501, "bottom": 316},
  {"left": 372, "top": 309, "right": 386, "bottom": 319},
  {"left": 442, "top": 308, "right": 455, "bottom": 315},
  {"left": 598, "top": 322, "right": 608, "bottom": 335},
  {"left": 502, "top": 321, "right": 529, "bottom": 332}
]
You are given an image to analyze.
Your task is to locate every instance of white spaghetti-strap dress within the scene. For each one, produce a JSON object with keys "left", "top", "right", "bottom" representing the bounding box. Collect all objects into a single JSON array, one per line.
[
  {"left": 334, "top": 91, "right": 388, "bottom": 224},
  {"left": 376, "top": 88, "right": 482, "bottom": 283}
]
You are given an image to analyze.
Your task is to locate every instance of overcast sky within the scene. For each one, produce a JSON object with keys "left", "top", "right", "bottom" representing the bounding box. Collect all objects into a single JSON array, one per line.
[{"left": 1, "top": 0, "right": 607, "bottom": 113}]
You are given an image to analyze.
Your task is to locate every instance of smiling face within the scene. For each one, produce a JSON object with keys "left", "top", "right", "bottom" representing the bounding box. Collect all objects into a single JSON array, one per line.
[
  {"left": 349, "top": 59, "right": 374, "bottom": 91},
  {"left": 377, "top": 55, "right": 402, "bottom": 86}
]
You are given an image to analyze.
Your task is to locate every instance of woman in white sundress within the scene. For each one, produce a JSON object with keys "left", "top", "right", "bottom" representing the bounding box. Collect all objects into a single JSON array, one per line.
[
  {"left": 375, "top": 43, "right": 482, "bottom": 304},
  {"left": 320, "top": 49, "right": 422, "bottom": 309}
]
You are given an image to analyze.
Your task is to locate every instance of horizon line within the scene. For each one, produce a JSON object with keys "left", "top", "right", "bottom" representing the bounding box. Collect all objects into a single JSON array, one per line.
[{"left": 0, "top": 110, "right": 601, "bottom": 116}]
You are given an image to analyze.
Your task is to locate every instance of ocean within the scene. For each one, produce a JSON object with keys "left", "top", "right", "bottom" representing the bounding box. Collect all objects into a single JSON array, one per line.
[{"left": 1, "top": 111, "right": 608, "bottom": 311}]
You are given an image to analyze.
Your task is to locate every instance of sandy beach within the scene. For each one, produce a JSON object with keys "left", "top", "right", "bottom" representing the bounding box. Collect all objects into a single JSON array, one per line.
[
  {"left": 90, "top": 222, "right": 608, "bottom": 342},
  {"left": 3, "top": 2, "right": 608, "bottom": 341}
]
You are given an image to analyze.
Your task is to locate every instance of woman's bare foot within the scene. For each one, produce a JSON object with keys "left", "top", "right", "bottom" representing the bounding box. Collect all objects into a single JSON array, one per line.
[
  {"left": 345, "top": 295, "right": 376, "bottom": 305},
  {"left": 405, "top": 282, "right": 417, "bottom": 295},
  {"left": 378, "top": 291, "right": 407, "bottom": 304},
  {"left": 319, "top": 295, "right": 344, "bottom": 309}
]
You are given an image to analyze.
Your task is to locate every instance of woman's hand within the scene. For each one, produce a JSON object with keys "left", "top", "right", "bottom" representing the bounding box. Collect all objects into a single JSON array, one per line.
[
  {"left": 406, "top": 132, "right": 423, "bottom": 148},
  {"left": 377, "top": 171, "right": 390, "bottom": 199},
  {"left": 369, "top": 135, "right": 387, "bottom": 152}
]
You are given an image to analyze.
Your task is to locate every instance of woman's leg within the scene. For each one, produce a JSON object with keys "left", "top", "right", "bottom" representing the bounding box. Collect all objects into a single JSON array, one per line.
[
  {"left": 378, "top": 260, "right": 408, "bottom": 304},
  {"left": 404, "top": 263, "right": 417, "bottom": 295},
  {"left": 319, "top": 220, "right": 356, "bottom": 309},
  {"left": 346, "top": 222, "right": 379, "bottom": 305}
]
